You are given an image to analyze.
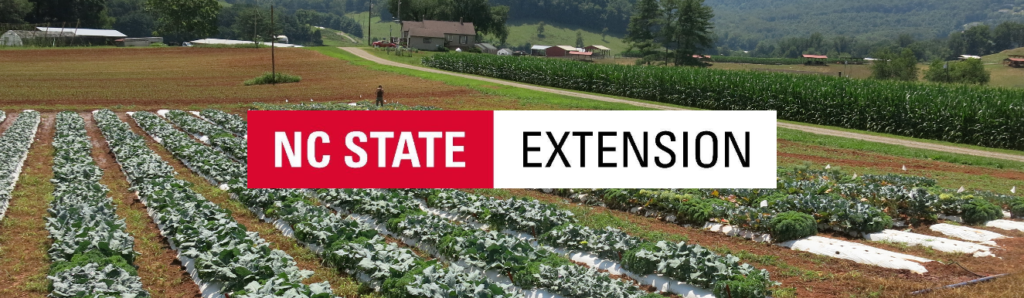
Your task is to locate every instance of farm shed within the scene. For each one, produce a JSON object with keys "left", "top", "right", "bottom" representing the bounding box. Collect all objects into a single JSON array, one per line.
[
  {"left": 36, "top": 27, "right": 126, "bottom": 45},
  {"left": 1005, "top": 55, "right": 1024, "bottom": 67},
  {"left": 568, "top": 51, "right": 593, "bottom": 61},
  {"left": 402, "top": 20, "right": 476, "bottom": 51},
  {"left": 116, "top": 37, "right": 163, "bottom": 47},
  {"left": 531, "top": 45, "right": 551, "bottom": 56},
  {"left": 497, "top": 48, "right": 513, "bottom": 56},
  {"left": 546, "top": 45, "right": 578, "bottom": 57},
  {"left": 475, "top": 43, "right": 498, "bottom": 54},
  {"left": 584, "top": 45, "right": 611, "bottom": 59},
  {"left": 802, "top": 54, "right": 828, "bottom": 65}
]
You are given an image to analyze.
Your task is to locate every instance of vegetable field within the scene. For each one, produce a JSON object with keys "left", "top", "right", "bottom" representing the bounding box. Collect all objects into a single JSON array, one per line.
[
  {"left": 0, "top": 104, "right": 1022, "bottom": 298},
  {"left": 422, "top": 53, "right": 1024, "bottom": 151}
]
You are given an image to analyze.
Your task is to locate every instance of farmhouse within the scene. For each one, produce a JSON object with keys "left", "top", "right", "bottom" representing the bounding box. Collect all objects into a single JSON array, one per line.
[{"left": 402, "top": 20, "right": 476, "bottom": 51}]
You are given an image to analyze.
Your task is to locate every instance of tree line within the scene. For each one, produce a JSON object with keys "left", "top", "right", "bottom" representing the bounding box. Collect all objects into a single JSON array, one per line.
[
  {"left": 1, "top": 0, "right": 363, "bottom": 45},
  {"left": 734, "top": 21, "right": 1024, "bottom": 62}
]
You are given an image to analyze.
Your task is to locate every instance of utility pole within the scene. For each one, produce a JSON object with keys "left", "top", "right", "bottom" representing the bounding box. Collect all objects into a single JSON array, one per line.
[
  {"left": 397, "top": 0, "right": 401, "bottom": 46},
  {"left": 367, "top": 3, "right": 372, "bottom": 46},
  {"left": 271, "top": 5, "right": 276, "bottom": 85}
]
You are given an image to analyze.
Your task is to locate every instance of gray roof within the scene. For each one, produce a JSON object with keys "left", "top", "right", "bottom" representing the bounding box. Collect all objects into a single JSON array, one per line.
[
  {"left": 476, "top": 43, "right": 497, "bottom": 50},
  {"left": 403, "top": 20, "right": 475, "bottom": 38},
  {"left": 37, "top": 27, "right": 126, "bottom": 38}
]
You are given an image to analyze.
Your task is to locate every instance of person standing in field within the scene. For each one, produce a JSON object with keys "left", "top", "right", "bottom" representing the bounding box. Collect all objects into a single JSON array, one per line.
[{"left": 376, "top": 85, "right": 385, "bottom": 107}]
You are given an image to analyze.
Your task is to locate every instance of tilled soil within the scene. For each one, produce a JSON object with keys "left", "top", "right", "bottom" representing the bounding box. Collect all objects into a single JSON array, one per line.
[
  {"left": 779, "top": 140, "right": 1024, "bottom": 181},
  {"left": 81, "top": 111, "right": 201, "bottom": 297}
]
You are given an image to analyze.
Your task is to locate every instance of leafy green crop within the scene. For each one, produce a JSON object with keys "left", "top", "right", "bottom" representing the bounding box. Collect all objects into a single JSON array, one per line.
[
  {"left": 424, "top": 53, "right": 1024, "bottom": 150},
  {"left": 0, "top": 110, "right": 40, "bottom": 222},
  {"left": 768, "top": 211, "right": 817, "bottom": 242},
  {"left": 165, "top": 110, "right": 247, "bottom": 161},
  {"left": 200, "top": 109, "right": 248, "bottom": 137},
  {"left": 94, "top": 109, "right": 325, "bottom": 296},
  {"left": 47, "top": 111, "right": 149, "bottom": 298}
]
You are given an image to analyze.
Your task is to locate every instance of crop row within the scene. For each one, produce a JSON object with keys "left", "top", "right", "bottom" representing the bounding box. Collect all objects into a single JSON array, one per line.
[
  {"left": 136, "top": 110, "right": 521, "bottom": 297},
  {"left": 0, "top": 110, "right": 40, "bottom": 222},
  {"left": 200, "top": 109, "right": 248, "bottom": 137},
  {"left": 709, "top": 56, "right": 863, "bottom": 65},
  {"left": 152, "top": 109, "right": 677, "bottom": 298},
  {"left": 206, "top": 107, "right": 775, "bottom": 297},
  {"left": 131, "top": 111, "right": 244, "bottom": 185},
  {"left": 422, "top": 53, "right": 1024, "bottom": 150},
  {"left": 405, "top": 189, "right": 775, "bottom": 298},
  {"left": 551, "top": 168, "right": 1021, "bottom": 243},
  {"left": 163, "top": 110, "right": 247, "bottom": 161},
  {"left": 47, "top": 112, "right": 148, "bottom": 297},
  {"left": 94, "top": 109, "right": 331, "bottom": 297},
  {"left": 317, "top": 188, "right": 661, "bottom": 298}
]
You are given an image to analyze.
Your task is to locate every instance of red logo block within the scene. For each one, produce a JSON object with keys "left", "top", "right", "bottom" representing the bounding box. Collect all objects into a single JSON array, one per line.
[{"left": 247, "top": 111, "right": 495, "bottom": 188}]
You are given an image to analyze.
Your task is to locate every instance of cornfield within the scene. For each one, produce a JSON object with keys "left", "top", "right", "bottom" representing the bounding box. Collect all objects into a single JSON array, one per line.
[
  {"left": 709, "top": 56, "right": 864, "bottom": 65},
  {"left": 423, "top": 53, "right": 1024, "bottom": 150}
]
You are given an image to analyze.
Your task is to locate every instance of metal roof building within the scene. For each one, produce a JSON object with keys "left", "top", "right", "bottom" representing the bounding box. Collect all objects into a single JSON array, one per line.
[
  {"left": 189, "top": 38, "right": 303, "bottom": 47},
  {"left": 530, "top": 45, "right": 551, "bottom": 56},
  {"left": 37, "top": 27, "right": 126, "bottom": 38}
]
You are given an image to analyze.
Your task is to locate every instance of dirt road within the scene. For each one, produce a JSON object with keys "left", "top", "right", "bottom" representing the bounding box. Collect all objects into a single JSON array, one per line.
[{"left": 340, "top": 47, "right": 1024, "bottom": 163}]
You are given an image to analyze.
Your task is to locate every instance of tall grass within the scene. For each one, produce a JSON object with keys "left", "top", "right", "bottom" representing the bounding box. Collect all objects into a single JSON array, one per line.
[{"left": 243, "top": 72, "right": 301, "bottom": 86}]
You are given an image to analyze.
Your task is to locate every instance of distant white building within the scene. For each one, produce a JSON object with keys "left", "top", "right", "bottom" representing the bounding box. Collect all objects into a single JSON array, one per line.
[
  {"left": 530, "top": 45, "right": 551, "bottom": 56},
  {"left": 959, "top": 55, "right": 982, "bottom": 60},
  {"left": 1, "top": 27, "right": 124, "bottom": 46},
  {"left": 497, "top": 48, "right": 513, "bottom": 56},
  {"left": 189, "top": 38, "right": 303, "bottom": 47}
]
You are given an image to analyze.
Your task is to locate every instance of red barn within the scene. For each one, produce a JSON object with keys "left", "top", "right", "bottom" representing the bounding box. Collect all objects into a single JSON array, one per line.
[{"left": 546, "top": 45, "right": 577, "bottom": 57}]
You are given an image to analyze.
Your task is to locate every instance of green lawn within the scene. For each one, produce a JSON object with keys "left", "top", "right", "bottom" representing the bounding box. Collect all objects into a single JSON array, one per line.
[
  {"left": 309, "top": 46, "right": 653, "bottom": 110},
  {"left": 497, "top": 21, "right": 629, "bottom": 55},
  {"left": 345, "top": 12, "right": 403, "bottom": 43}
]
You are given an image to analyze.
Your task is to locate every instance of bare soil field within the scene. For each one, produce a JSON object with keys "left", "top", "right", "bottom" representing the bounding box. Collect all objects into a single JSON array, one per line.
[{"left": 0, "top": 47, "right": 534, "bottom": 110}]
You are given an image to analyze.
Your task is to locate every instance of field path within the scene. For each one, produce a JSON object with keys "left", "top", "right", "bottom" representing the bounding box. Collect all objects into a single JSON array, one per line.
[
  {"left": 340, "top": 47, "right": 1024, "bottom": 162},
  {"left": 336, "top": 31, "right": 358, "bottom": 43}
]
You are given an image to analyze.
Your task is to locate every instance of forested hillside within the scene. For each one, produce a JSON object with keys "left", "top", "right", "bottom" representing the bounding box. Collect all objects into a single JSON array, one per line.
[{"left": 490, "top": 0, "right": 1024, "bottom": 49}]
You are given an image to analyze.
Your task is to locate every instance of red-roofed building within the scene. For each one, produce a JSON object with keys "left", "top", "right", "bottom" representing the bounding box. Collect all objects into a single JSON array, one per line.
[
  {"left": 1004, "top": 55, "right": 1024, "bottom": 68},
  {"left": 802, "top": 54, "right": 828, "bottom": 65}
]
